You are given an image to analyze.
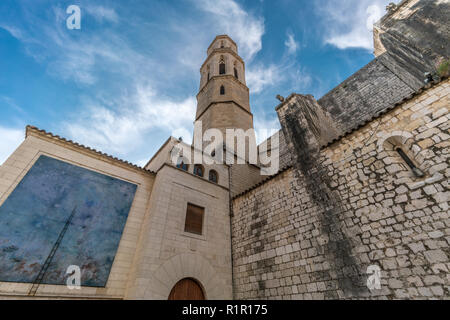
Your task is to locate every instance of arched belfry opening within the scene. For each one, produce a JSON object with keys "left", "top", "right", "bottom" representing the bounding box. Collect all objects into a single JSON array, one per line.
[
  {"left": 168, "top": 278, "right": 206, "bottom": 300},
  {"left": 219, "top": 57, "right": 226, "bottom": 75}
]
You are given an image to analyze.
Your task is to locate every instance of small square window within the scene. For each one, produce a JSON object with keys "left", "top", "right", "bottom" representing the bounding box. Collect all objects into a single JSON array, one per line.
[{"left": 184, "top": 204, "right": 204, "bottom": 235}]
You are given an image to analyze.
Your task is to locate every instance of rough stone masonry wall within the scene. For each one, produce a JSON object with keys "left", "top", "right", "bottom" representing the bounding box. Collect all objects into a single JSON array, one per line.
[
  {"left": 378, "top": 0, "right": 450, "bottom": 70},
  {"left": 318, "top": 57, "right": 416, "bottom": 134},
  {"left": 232, "top": 79, "right": 450, "bottom": 300}
]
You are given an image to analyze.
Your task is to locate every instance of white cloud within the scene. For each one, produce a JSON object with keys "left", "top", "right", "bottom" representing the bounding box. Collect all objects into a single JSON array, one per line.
[
  {"left": 6, "top": 5, "right": 155, "bottom": 86},
  {"left": 286, "top": 67, "right": 313, "bottom": 93},
  {"left": 3, "top": 3, "right": 198, "bottom": 164},
  {"left": 254, "top": 115, "right": 281, "bottom": 144},
  {"left": 0, "top": 24, "right": 24, "bottom": 40},
  {"left": 247, "top": 59, "right": 312, "bottom": 96},
  {"left": 285, "top": 31, "right": 299, "bottom": 55},
  {"left": 1, "top": 96, "right": 26, "bottom": 114},
  {"left": 247, "top": 64, "right": 282, "bottom": 94},
  {"left": 0, "top": 127, "right": 24, "bottom": 166},
  {"left": 1, "top": 1, "right": 267, "bottom": 165},
  {"left": 85, "top": 5, "right": 119, "bottom": 23},
  {"left": 172, "top": 127, "right": 193, "bottom": 145},
  {"left": 135, "top": 158, "right": 150, "bottom": 168},
  {"left": 194, "top": 0, "right": 265, "bottom": 61},
  {"left": 317, "top": 0, "right": 395, "bottom": 50},
  {"left": 44, "top": 28, "right": 152, "bottom": 85},
  {"left": 65, "top": 85, "right": 196, "bottom": 157}
]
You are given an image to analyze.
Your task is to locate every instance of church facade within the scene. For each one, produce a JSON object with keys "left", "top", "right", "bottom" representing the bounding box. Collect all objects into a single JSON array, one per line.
[{"left": 0, "top": 0, "right": 449, "bottom": 299}]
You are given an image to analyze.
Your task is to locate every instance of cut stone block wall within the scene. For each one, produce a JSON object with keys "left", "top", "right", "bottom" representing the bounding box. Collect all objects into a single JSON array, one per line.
[
  {"left": 232, "top": 79, "right": 449, "bottom": 300},
  {"left": 126, "top": 164, "right": 233, "bottom": 300}
]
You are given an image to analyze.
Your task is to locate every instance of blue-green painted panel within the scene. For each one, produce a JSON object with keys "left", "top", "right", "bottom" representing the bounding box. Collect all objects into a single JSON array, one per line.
[{"left": 0, "top": 155, "right": 137, "bottom": 287}]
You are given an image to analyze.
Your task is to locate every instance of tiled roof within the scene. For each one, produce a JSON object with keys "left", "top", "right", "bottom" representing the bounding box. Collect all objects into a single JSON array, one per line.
[
  {"left": 234, "top": 75, "right": 448, "bottom": 200},
  {"left": 232, "top": 165, "right": 292, "bottom": 200},
  {"left": 26, "top": 125, "right": 155, "bottom": 175},
  {"left": 320, "top": 75, "right": 448, "bottom": 149}
]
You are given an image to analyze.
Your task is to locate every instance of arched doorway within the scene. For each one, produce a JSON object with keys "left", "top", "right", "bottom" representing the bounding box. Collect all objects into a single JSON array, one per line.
[{"left": 168, "top": 278, "right": 205, "bottom": 300}]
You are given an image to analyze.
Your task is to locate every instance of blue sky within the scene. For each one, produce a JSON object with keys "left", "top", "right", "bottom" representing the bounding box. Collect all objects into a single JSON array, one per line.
[{"left": 0, "top": 0, "right": 396, "bottom": 166}]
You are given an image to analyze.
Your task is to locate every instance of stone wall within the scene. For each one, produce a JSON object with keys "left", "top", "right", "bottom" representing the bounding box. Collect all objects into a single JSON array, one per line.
[
  {"left": 318, "top": 57, "right": 416, "bottom": 134},
  {"left": 146, "top": 137, "right": 230, "bottom": 190},
  {"left": 196, "top": 76, "right": 250, "bottom": 119},
  {"left": 196, "top": 102, "right": 254, "bottom": 140},
  {"left": 375, "top": 0, "right": 450, "bottom": 68},
  {"left": 126, "top": 164, "right": 233, "bottom": 300},
  {"left": 230, "top": 164, "right": 264, "bottom": 197},
  {"left": 319, "top": 0, "right": 450, "bottom": 139},
  {"left": 232, "top": 79, "right": 449, "bottom": 300}
]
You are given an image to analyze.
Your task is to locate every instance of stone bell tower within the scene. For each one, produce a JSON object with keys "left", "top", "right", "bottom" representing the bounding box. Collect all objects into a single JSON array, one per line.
[{"left": 194, "top": 35, "right": 254, "bottom": 143}]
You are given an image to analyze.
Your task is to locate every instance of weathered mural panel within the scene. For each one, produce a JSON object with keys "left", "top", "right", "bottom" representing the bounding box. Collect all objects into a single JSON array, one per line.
[{"left": 0, "top": 155, "right": 137, "bottom": 287}]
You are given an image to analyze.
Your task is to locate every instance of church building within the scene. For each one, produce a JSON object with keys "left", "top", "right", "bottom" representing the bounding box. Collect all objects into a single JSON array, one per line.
[{"left": 0, "top": 0, "right": 449, "bottom": 300}]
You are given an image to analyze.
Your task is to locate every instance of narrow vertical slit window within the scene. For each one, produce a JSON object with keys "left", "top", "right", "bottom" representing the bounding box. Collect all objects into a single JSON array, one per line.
[
  {"left": 220, "top": 85, "right": 225, "bottom": 95},
  {"left": 396, "top": 147, "right": 424, "bottom": 177}
]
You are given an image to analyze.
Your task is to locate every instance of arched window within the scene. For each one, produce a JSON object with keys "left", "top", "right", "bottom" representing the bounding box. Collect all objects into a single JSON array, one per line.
[
  {"left": 194, "top": 164, "right": 204, "bottom": 177},
  {"left": 379, "top": 134, "right": 426, "bottom": 179},
  {"left": 220, "top": 85, "right": 225, "bottom": 95},
  {"left": 220, "top": 41, "right": 224, "bottom": 48},
  {"left": 234, "top": 67, "right": 238, "bottom": 79},
  {"left": 395, "top": 147, "right": 424, "bottom": 177},
  {"left": 219, "top": 61, "right": 226, "bottom": 75},
  {"left": 209, "top": 170, "right": 218, "bottom": 183},
  {"left": 176, "top": 158, "right": 189, "bottom": 171}
]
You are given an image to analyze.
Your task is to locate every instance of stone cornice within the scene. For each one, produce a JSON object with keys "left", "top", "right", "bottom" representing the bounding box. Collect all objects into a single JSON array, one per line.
[
  {"left": 275, "top": 76, "right": 448, "bottom": 150},
  {"left": 195, "top": 101, "right": 253, "bottom": 122},
  {"left": 197, "top": 74, "right": 249, "bottom": 98},
  {"left": 207, "top": 35, "right": 238, "bottom": 53},
  {"left": 200, "top": 48, "right": 245, "bottom": 72}
]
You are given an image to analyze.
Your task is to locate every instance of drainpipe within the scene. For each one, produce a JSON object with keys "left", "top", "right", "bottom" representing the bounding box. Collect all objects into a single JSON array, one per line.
[{"left": 228, "top": 164, "right": 236, "bottom": 300}]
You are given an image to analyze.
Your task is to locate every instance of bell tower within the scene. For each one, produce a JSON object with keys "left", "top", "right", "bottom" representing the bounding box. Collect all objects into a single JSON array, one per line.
[{"left": 194, "top": 35, "right": 254, "bottom": 142}]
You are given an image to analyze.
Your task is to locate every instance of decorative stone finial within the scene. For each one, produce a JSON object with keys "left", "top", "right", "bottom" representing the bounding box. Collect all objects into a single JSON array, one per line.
[{"left": 386, "top": 3, "right": 397, "bottom": 12}]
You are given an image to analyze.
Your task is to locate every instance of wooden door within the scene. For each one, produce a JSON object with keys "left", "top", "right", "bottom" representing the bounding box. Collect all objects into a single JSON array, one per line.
[{"left": 168, "top": 278, "right": 205, "bottom": 300}]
